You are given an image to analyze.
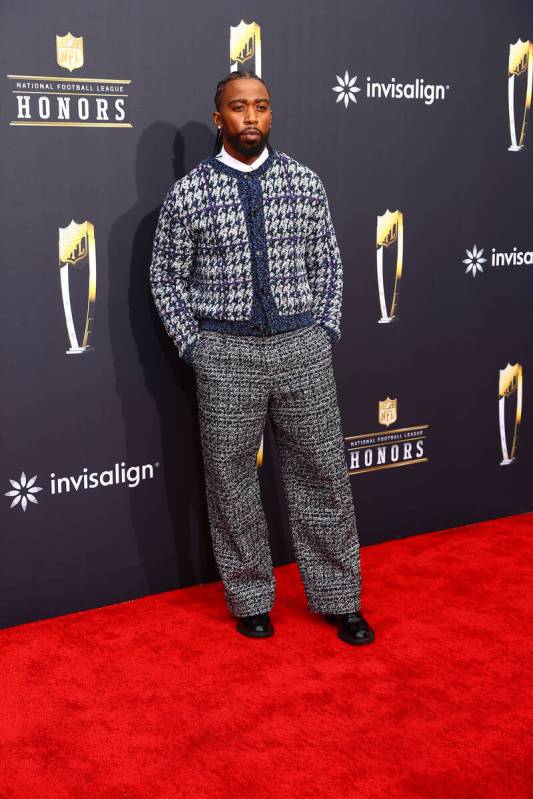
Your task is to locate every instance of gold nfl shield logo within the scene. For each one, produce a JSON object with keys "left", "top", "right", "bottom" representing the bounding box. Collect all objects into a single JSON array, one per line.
[
  {"left": 230, "top": 20, "right": 261, "bottom": 75},
  {"left": 56, "top": 32, "right": 84, "bottom": 72},
  {"left": 379, "top": 397, "right": 397, "bottom": 427},
  {"left": 59, "top": 220, "right": 89, "bottom": 265}
]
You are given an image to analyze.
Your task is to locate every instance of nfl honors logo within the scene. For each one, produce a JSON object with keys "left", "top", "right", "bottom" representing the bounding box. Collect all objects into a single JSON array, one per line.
[
  {"left": 7, "top": 33, "right": 132, "bottom": 127},
  {"left": 56, "top": 33, "right": 84, "bottom": 72},
  {"left": 346, "top": 397, "right": 429, "bottom": 475}
]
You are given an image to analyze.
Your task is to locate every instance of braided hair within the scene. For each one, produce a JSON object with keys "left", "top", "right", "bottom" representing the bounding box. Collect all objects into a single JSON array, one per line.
[{"left": 213, "top": 69, "right": 270, "bottom": 156}]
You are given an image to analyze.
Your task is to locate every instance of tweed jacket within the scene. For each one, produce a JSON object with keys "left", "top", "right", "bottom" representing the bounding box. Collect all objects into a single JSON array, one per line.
[{"left": 150, "top": 146, "right": 343, "bottom": 364}]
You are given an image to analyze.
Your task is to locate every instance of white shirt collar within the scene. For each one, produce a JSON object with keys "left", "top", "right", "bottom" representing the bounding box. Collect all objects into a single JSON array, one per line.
[{"left": 215, "top": 143, "right": 269, "bottom": 172}]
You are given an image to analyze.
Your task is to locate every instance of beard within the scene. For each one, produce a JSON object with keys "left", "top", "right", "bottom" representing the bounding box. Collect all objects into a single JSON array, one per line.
[{"left": 224, "top": 128, "right": 270, "bottom": 158}]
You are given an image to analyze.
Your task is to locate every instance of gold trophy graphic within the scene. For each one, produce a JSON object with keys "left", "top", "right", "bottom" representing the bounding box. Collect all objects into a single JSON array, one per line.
[
  {"left": 376, "top": 209, "right": 404, "bottom": 324},
  {"left": 59, "top": 221, "right": 96, "bottom": 354},
  {"left": 230, "top": 20, "right": 261, "bottom": 76},
  {"left": 56, "top": 32, "right": 84, "bottom": 72},
  {"left": 508, "top": 39, "right": 532, "bottom": 151},
  {"left": 498, "top": 363, "right": 523, "bottom": 465}
]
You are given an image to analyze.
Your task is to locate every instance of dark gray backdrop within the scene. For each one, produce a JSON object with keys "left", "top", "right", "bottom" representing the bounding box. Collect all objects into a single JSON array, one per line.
[{"left": 1, "top": 0, "right": 532, "bottom": 628}]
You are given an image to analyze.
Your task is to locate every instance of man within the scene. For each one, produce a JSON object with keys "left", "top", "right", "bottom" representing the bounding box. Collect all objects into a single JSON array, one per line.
[{"left": 150, "top": 70, "right": 375, "bottom": 646}]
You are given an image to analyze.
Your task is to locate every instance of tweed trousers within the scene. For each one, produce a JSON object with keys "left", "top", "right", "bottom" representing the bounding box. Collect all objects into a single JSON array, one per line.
[{"left": 192, "top": 321, "right": 361, "bottom": 617}]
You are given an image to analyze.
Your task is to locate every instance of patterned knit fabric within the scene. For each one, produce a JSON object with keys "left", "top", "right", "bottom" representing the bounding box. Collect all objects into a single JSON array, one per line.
[
  {"left": 193, "top": 322, "right": 361, "bottom": 616},
  {"left": 150, "top": 146, "right": 343, "bottom": 364}
]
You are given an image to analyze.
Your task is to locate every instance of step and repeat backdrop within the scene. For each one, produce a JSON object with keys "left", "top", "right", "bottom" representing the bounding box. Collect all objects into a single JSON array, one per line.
[{"left": 1, "top": 1, "right": 532, "bottom": 627}]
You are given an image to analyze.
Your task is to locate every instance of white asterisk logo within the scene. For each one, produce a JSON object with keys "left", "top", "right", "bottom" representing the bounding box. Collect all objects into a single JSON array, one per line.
[
  {"left": 463, "top": 244, "right": 487, "bottom": 278},
  {"left": 332, "top": 70, "right": 361, "bottom": 109},
  {"left": 5, "top": 472, "right": 43, "bottom": 511}
]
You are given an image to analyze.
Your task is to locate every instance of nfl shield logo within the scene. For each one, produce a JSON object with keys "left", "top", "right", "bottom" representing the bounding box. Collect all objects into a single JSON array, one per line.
[
  {"left": 379, "top": 397, "right": 397, "bottom": 427},
  {"left": 56, "top": 32, "right": 84, "bottom": 72},
  {"left": 230, "top": 20, "right": 261, "bottom": 68},
  {"left": 59, "top": 220, "right": 89, "bottom": 265}
]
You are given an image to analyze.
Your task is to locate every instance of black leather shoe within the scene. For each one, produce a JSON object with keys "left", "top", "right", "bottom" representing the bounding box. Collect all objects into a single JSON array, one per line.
[
  {"left": 236, "top": 613, "right": 274, "bottom": 638},
  {"left": 325, "top": 611, "right": 375, "bottom": 645}
]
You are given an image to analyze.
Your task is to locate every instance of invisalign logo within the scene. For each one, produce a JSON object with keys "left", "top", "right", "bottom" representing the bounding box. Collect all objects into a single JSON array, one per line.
[
  {"left": 333, "top": 70, "right": 450, "bottom": 108},
  {"left": 5, "top": 461, "right": 160, "bottom": 511},
  {"left": 462, "top": 244, "right": 533, "bottom": 277}
]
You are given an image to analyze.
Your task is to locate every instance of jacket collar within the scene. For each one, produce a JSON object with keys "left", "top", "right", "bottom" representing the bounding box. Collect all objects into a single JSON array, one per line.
[
  {"left": 215, "top": 143, "right": 270, "bottom": 172},
  {"left": 206, "top": 142, "right": 279, "bottom": 178}
]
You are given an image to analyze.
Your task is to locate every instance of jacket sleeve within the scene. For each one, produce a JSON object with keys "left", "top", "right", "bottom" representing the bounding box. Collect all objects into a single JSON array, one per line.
[
  {"left": 305, "top": 177, "right": 343, "bottom": 347},
  {"left": 150, "top": 182, "right": 200, "bottom": 365}
]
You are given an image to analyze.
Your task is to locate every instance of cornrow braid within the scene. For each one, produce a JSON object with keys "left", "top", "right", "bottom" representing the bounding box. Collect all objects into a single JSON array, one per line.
[{"left": 212, "top": 69, "right": 270, "bottom": 156}]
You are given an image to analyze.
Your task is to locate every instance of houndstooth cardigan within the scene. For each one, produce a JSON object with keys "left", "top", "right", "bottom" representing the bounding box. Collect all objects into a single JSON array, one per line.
[{"left": 150, "top": 146, "right": 343, "bottom": 364}]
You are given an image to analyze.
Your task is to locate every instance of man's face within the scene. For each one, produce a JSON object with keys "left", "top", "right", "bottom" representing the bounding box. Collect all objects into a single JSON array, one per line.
[{"left": 213, "top": 78, "right": 272, "bottom": 159}]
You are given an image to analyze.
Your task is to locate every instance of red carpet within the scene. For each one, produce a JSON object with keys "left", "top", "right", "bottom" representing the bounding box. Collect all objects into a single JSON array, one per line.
[{"left": 1, "top": 514, "right": 531, "bottom": 799}]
